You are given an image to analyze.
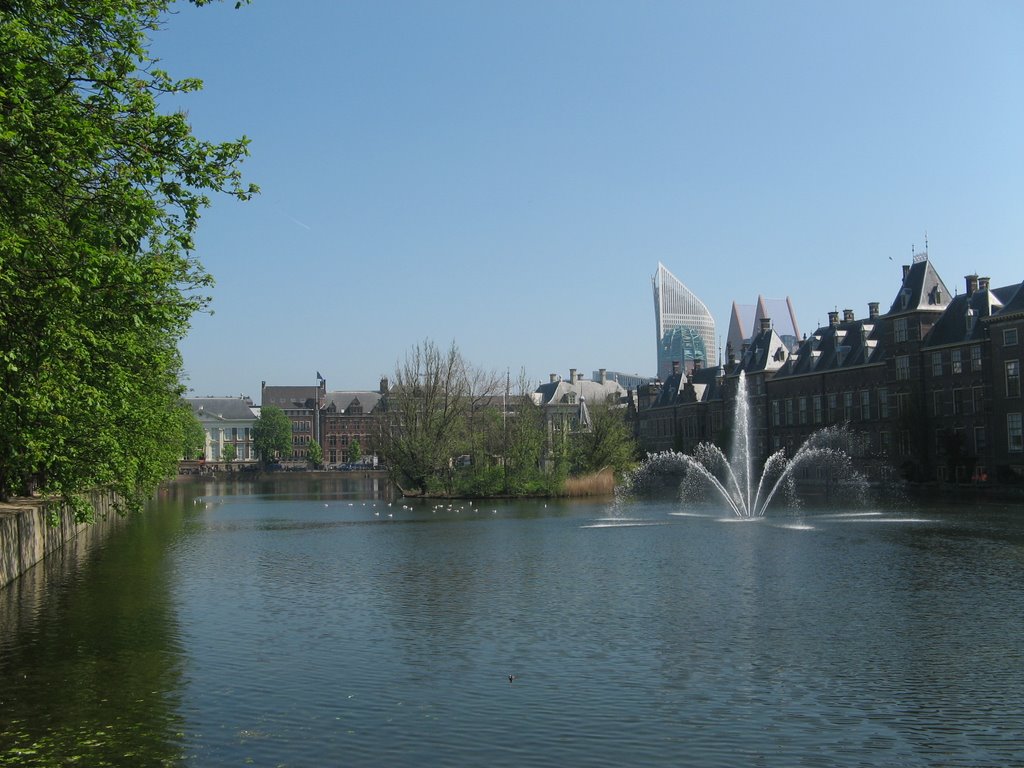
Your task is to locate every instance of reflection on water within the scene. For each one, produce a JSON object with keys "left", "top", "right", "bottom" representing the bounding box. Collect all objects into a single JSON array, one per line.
[{"left": 1, "top": 478, "right": 1023, "bottom": 767}]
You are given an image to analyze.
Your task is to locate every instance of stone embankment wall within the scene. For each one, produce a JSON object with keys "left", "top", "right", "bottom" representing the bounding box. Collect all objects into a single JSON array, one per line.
[{"left": 0, "top": 491, "right": 122, "bottom": 591}]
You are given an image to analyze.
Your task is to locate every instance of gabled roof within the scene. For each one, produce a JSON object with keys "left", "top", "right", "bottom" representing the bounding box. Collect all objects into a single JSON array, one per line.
[
  {"left": 187, "top": 397, "right": 258, "bottom": 422},
  {"left": 323, "top": 390, "right": 384, "bottom": 414},
  {"left": 731, "top": 326, "right": 791, "bottom": 375},
  {"left": 888, "top": 256, "right": 951, "bottom": 315}
]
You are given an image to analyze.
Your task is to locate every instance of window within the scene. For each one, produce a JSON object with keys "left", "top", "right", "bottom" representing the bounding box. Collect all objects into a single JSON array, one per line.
[
  {"left": 813, "top": 395, "right": 823, "bottom": 424},
  {"left": 932, "top": 390, "right": 944, "bottom": 417},
  {"left": 894, "top": 317, "right": 908, "bottom": 343},
  {"left": 1009, "top": 413, "right": 1023, "bottom": 453},
  {"left": 828, "top": 393, "right": 837, "bottom": 421},
  {"left": 1005, "top": 328, "right": 1019, "bottom": 346},
  {"left": 951, "top": 349, "right": 962, "bottom": 374},
  {"left": 897, "top": 430, "right": 911, "bottom": 456},
  {"left": 785, "top": 399, "right": 794, "bottom": 425},
  {"left": 974, "top": 426, "right": 986, "bottom": 454},
  {"left": 1007, "top": 360, "right": 1021, "bottom": 398},
  {"left": 771, "top": 401, "right": 780, "bottom": 426},
  {"left": 878, "top": 388, "right": 889, "bottom": 419},
  {"left": 880, "top": 431, "right": 891, "bottom": 455},
  {"left": 931, "top": 352, "right": 943, "bottom": 377},
  {"left": 971, "top": 345, "right": 983, "bottom": 371},
  {"left": 973, "top": 386, "right": 985, "bottom": 415},
  {"left": 860, "top": 390, "right": 870, "bottom": 420},
  {"left": 897, "top": 393, "right": 911, "bottom": 418},
  {"left": 798, "top": 397, "right": 808, "bottom": 425},
  {"left": 952, "top": 388, "right": 966, "bottom": 416},
  {"left": 896, "top": 355, "right": 910, "bottom": 381},
  {"left": 843, "top": 392, "right": 853, "bottom": 421}
]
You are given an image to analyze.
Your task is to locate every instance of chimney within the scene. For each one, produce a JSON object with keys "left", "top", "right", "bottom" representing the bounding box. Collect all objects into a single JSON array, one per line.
[
  {"left": 379, "top": 377, "right": 389, "bottom": 394},
  {"left": 902, "top": 264, "right": 910, "bottom": 280},
  {"left": 868, "top": 302, "right": 880, "bottom": 319},
  {"left": 978, "top": 276, "right": 990, "bottom": 291},
  {"left": 598, "top": 368, "right": 607, "bottom": 384},
  {"left": 569, "top": 368, "right": 577, "bottom": 383},
  {"left": 550, "top": 373, "right": 559, "bottom": 383},
  {"left": 828, "top": 310, "right": 840, "bottom": 327},
  {"left": 843, "top": 308, "right": 855, "bottom": 322},
  {"left": 965, "top": 274, "right": 979, "bottom": 295},
  {"left": 759, "top": 317, "right": 772, "bottom": 332}
]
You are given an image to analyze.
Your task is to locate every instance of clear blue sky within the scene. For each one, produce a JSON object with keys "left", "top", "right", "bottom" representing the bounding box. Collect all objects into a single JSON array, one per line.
[{"left": 152, "top": 0, "right": 1024, "bottom": 398}]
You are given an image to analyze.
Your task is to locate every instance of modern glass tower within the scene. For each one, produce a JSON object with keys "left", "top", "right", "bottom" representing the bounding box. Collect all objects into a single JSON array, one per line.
[{"left": 652, "top": 262, "right": 717, "bottom": 380}]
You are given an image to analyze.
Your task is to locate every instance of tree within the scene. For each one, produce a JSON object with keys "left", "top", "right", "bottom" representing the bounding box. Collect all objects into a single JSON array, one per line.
[
  {"left": 570, "top": 401, "right": 638, "bottom": 476},
  {"left": 252, "top": 406, "right": 291, "bottom": 465},
  {"left": 307, "top": 439, "right": 322, "bottom": 469},
  {"left": 221, "top": 442, "right": 236, "bottom": 464},
  {"left": 383, "top": 339, "right": 501, "bottom": 494},
  {"left": 179, "top": 406, "right": 206, "bottom": 460},
  {"left": 0, "top": 1, "right": 256, "bottom": 515},
  {"left": 348, "top": 438, "right": 362, "bottom": 465}
]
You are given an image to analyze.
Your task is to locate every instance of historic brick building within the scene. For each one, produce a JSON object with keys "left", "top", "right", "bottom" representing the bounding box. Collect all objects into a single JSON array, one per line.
[{"left": 632, "top": 255, "right": 1024, "bottom": 484}]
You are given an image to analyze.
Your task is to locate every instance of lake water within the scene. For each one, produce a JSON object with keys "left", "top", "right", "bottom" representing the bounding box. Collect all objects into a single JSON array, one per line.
[{"left": 1, "top": 478, "right": 1023, "bottom": 767}]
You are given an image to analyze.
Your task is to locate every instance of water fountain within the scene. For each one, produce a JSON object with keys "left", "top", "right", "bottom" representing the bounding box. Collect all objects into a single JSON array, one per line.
[{"left": 626, "top": 372, "right": 863, "bottom": 517}]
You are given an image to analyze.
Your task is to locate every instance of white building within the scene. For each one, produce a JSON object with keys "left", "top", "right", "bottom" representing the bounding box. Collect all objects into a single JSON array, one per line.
[{"left": 187, "top": 396, "right": 259, "bottom": 463}]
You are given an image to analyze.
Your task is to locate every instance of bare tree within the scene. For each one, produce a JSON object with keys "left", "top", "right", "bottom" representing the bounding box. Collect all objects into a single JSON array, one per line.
[{"left": 383, "top": 339, "right": 502, "bottom": 494}]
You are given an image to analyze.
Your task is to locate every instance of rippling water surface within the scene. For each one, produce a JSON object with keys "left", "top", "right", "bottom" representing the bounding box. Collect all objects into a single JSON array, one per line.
[{"left": 2, "top": 478, "right": 1023, "bottom": 767}]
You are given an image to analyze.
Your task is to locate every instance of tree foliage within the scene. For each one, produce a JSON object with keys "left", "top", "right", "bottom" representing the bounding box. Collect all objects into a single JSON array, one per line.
[
  {"left": 252, "top": 406, "right": 291, "bottom": 465},
  {"left": 0, "top": 0, "right": 256, "bottom": 512},
  {"left": 180, "top": 405, "right": 206, "bottom": 460},
  {"left": 348, "top": 438, "right": 362, "bottom": 464},
  {"left": 570, "top": 401, "right": 638, "bottom": 476},
  {"left": 307, "top": 439, "right": 322, "bottom": 469},
  {"left": 221, "top": 442, "right": 236, "bottom": 463}
]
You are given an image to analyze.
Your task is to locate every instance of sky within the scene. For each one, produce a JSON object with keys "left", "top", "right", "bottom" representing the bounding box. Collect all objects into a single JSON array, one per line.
[{"left": 150, "top": 0, "right": 1024, "bottom": 398}]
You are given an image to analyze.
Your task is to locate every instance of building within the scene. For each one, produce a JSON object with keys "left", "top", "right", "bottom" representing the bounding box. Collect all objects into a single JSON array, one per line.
[
  {"left": 726, "top": 296, "right": 801, "bottom": 359},
  {"left": 632, "top": 252, "right": 1024, "bottom": 485},
  {"left": 260, "top": 380, "right": 326, "bottom": 463},
  {"left": 652, "top": 262, "right": 717, "bottom": 379},
  {"left": 592, "top": 369, "right": 655, "bottom": 391},
  {"left": 187, "top": 396, "right": 259, "bottom": 465},
  {"left": 321, "top": 381, "right": 388, "bottom": 466},
  {"left": 533, "top": 368, "right": 627, "bottom": 467}
]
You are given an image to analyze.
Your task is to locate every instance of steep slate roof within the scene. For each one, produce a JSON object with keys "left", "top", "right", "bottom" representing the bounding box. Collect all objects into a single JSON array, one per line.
[
  {"left": 188, "top": 397, "right": 258, "bottom": 421},
  {"left": 924, "top": 284, "right": 1006, "bottom": 347},
  {"left": 991, "top": 280, "right": 1024, "bottom": 320},
  {"left": 730, "top": 326, "right": 791, "bottom": 375},
  {"left": 777, "top": 315, "right": 884, "bottom": 377},
  {"left": 888, "top": 257, "right": 951, "bottom": 315},
  {"left": 261, "top": 385, "right": 319, "bottom": 409},
  {"left": 323, "top": 390, "right": 384, "bottom": 414}
]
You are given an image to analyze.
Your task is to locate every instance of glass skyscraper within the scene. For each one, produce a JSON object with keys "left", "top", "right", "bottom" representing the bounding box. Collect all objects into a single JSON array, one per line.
[{"left": 652, "top": 262, "right": 716, "bottom": 380}]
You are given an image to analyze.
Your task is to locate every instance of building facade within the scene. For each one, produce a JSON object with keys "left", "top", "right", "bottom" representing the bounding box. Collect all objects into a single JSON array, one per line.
[
  {"left": 652, "top": 262, "right": 717, "bottom": 380},
  {"left": 187, "top": 396, "right": 259, "bottom": 465},
  {"left": 632, "top": 255, "right": 1024, "bottom": 484},
  {"left": 260, "top": 381, "right": 326, "bottom": 463}
]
